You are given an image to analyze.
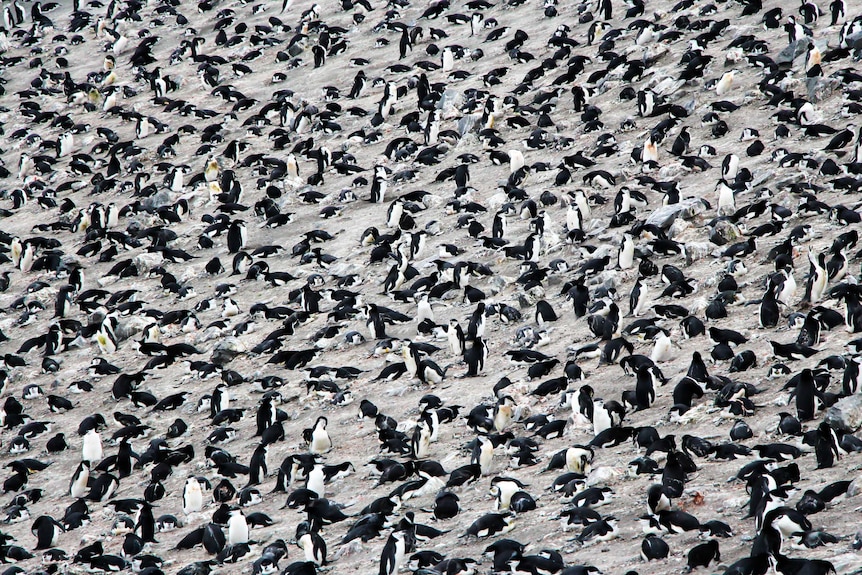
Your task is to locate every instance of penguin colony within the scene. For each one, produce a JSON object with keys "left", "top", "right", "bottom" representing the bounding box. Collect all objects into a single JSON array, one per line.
[{"left": 1, "top": 0, "right": 862, "bottom": 574}]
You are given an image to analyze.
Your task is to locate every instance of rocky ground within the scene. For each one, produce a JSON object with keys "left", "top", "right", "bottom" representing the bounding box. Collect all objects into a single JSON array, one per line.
[{"left": 1, "top": 0, "right": 862, "bottom": 574}]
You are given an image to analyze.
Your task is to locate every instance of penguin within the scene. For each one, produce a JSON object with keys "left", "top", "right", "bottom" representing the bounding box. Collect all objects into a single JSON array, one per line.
[
  {"left": 297, "top": 524, "right": 327, "bottom": 565},
  {"left": 467, "top": 303, "right": 486, "bottom": 339},
  {"left": 448, "top": 319, "right": 465, "bottom": 356},
  {"left": 46, "top": 433, "right": 68, "bottom": 453},
  {"left": 715, "top": 70, "right": 736, "bottom": 96},
  {"left": 721, "top": 153, "right": 740, "bottom": 181},
  {"left": 227, "top": 508, "right": 249, "bottom": 545},
  {"left": 685, "top": 540, "right": 720, "bottom": 572},
  {"left": 182, "top": 476, "right": 203, "bottom": 514},
  {"left": 69, "top": 461, "right": 90, "bottom": 498},
  {"left": 349, "top": 70, "right": 367, "bottom": 99},
  {"left": 641, "top": 536, "right": 669, "bottom": 561},
  {"left": 248, "top": 444, "right": 270, "bottom": 486},
  {"left": 411, "top": 420, "right": 432, "bottom": 459},
  {"left": 795, "top": 369, "right": 820, "bottom": 422},
  {"left": 464, "top": 512, "right": 515, "bottom": 538},
  {"left": 379, "top": 530, "right": 407, "bottom": 575},
  {"left": 227, "top": 220, "right": 247, "bottom": 254},
  {"left": 759, "top": 278, "right": 780, "bottom": 328},
  {"left": 535, "top": 300, "right": 557, "bottom": 325},
  {"left": 135, "top": 115, "right": 151, "bottom": 139},
  {"left": 305, "top": 416, "right": 332, "bottom": 454},
  {"left": 629, "top": 276, "right": 648, "bottom": 317},
  {"left": 370, "top": 165, "right": 388, "bottom": 203},
  {"left": 32, "top": 515, "right": 64, "bottom": 550},
  {"left": 306, "top": 463, "right": 326, "bottom": 498},
  {"left": 472, "top": 435, "right": 495, "bottom": 476},
  {"left": 433, "top": 491, "right": 460, "bottom": 520},
  {"left": 88, "top": 473, "right": 119, "bottom": 502},
  {"left": 362, "top": 307, "right": 388, "bottom": 343},
  {"left": 57, "top": 131, "right": 75, "bottom": 158},
  {"left": 814, "top": 422, "right": 841, "bottom": 469},
  {"left": 619, "top": 233, "right": 635, "bottom": 270},
  {"left": 81, "top": 428, "right": 102, "bottom": 462},
  {"left": 490, "top": 477, "right": 527, "bottom": 511},
  {"left": 807, "top": 251, "right": 828, "bottom": 303},
  {"left": 464, "top": 338, "right": 489, "bottom": 377}
]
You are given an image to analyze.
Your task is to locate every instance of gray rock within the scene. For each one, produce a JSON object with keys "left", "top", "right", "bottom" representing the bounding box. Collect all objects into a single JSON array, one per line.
[
  {"left": 211, "top": 336, "right": 246, "bottom": 366},
  {"left": 645, "top": 198, "right": 707, "bottom": 229},
  {"left": 142, "top": 190, "right": 175, "bottom": 211},
  {"left": 824, "top": 394, "right": 862, "bottom": 432},
  {"left": 846, "top": 475, "right": 862, "bottom": 498},
  {"left": 709, "top": 220, "right": 743, "bottom": 246},
  {"left": 684, "top": 242, "right": 711, "bottom": 265},
  {"left": 775, "top": 40, "right": 803, "bottom": 66}
]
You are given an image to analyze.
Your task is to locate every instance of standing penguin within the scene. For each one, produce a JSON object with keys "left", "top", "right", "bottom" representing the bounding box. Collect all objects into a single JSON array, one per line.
[
  {"left": 760, "top": 278, "right": 780, "bottom": 328},
  {"left": 370, "top": 165, "right": 388, "bottom": 203},
  {"left": 182, "top": 476, "right": 203, "bottom": 514},
  {"left": 305, "top": 416, "right": 332, "bottom": 454},
  {"left": 136, "top": 115, "right": 152, "bottom": 139},
  {"left": 248, "top": 444, "right": 270, "bottom": 486},
  {"left": 472, "top": 435, "right": 495, "bottom": 476},
  {"left": 227, "top": 220, "right": 247, "bottom": 254},
  {"left": 349, "top": 70, "right": 367, "bottom": 99},
  {"left": 69, "top": 461, "right": 90, "bottom": 498},
  {"left": 448, "top": 319, "right": 465, "bottom": 357},
  {"left": 629, "top": 276, "right": 648, "bottom": 317},
  {"left": 306, "top": 462, "right": 326, "bottom": 498},
  {"left": 297, "top": 523, "right": 327, "bottom": 565},
  {"left": 411, "top": 420, "right": 432, "bottom": 459},
  {"left": 81, "top": 428, "right": 102, "bottom": 462},
  {"left": 467, "top": 303, "right": 486, "bottom": 340},
  {"left": 464, "top": 337, "right": 489, "bottom": 377},
  {"left": 96, "top": 317, "right": 118, "bottom": 355},
  {"left": 807, "top": 250, "right": 828, "bottom": 303},
  {"left": 795, "top": 368, "right": 819, "bottom": 422},
  {"left": 227, "top": 508, "right": 249, "bottom": 545},
  {"left": 365, "top": 304, "right": 387, "bottom": 340},
  {"left": 619, "top": 233, "right": 635, "bottom": 270},
  {"left": 378, "top": 530, "right": 408, "bottom": 575}
]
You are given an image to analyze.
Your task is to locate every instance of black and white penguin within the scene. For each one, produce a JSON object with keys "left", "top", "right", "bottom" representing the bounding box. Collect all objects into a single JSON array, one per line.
[
  {"left": 69, "top": 461, "right": 90, "bottom": 498},
  {"left": 365, "top": 304, "right": 387, "bottom": 340},
  {"left": 304, "top": 416, "right": 332, "bottom": 454},
  {"left": 447, "top": 319, "right": 465, "bottom": 356},
  {"left": 759, "top": 277, "right": 781, "bottom": 329},
  {"left": 794, "top": 368, "right": 820, "bottom": 422},
  {"left": 814, "top": 422, "right": 841, "bottom": 469},
  {"left": 32, "top": 515, "right": 64, "bottom": 550},
  {"left": 370, "top": 165, "right": 388, "bottom": 203},
  {"left": 227, "top": 508, "right": 249, "bottom": 545},
  {"left": 489, "top": 476, "right": 528, "bottom": 511},
  {"left": 296, "top": 523, "right": 327, "bottom": 565},
  {"left": 686, "top": 540, "right": 720, "bottom": 571},
  {"left": 81, "top": 428, "right": 102, "bottom": 462},
  {"left": 464, "top": 512, "right": 515, "bottom": 538},
  {"left": 248, "top": 444, "right": 270, "bottom": 486},
  {"left": 182, "top": 476, "right": 203, "bottom": 514},
  {"left": 378, "top": 530, "right": 408, "bottom": 575},
  {"left": 464, "top": 338, "right": 489, "bottom": 377},
  {"left": 227, "top": 220, "right": 247, "bottom": 254},
  {"left": 641, "top": 536, "right": 669, "bottom": 561},
  {"left": 472, "top": 435, "right": 495, "bottom": 476},
  {"left": 467, "top": 303, "right": 486, "bottom": 340}
]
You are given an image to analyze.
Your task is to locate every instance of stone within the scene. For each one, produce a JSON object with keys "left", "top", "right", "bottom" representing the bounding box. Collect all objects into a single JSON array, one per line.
[
  {"left": 709, "top": 220, "right": 743, "bottom": 246},
  {"left": 824, "top": 394, "right": 862, "bottom": 432},
  {"left": 645, "top": 198, "right": 707, "bottom": 229},
  {"left": 211, "top": 336, "right": 246, "bottom": 366}
]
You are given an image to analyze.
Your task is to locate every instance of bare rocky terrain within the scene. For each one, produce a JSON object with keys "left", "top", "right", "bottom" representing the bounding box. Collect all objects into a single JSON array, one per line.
[{"left": 0, "top": 0, "right": 862, "bottom": 574}]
